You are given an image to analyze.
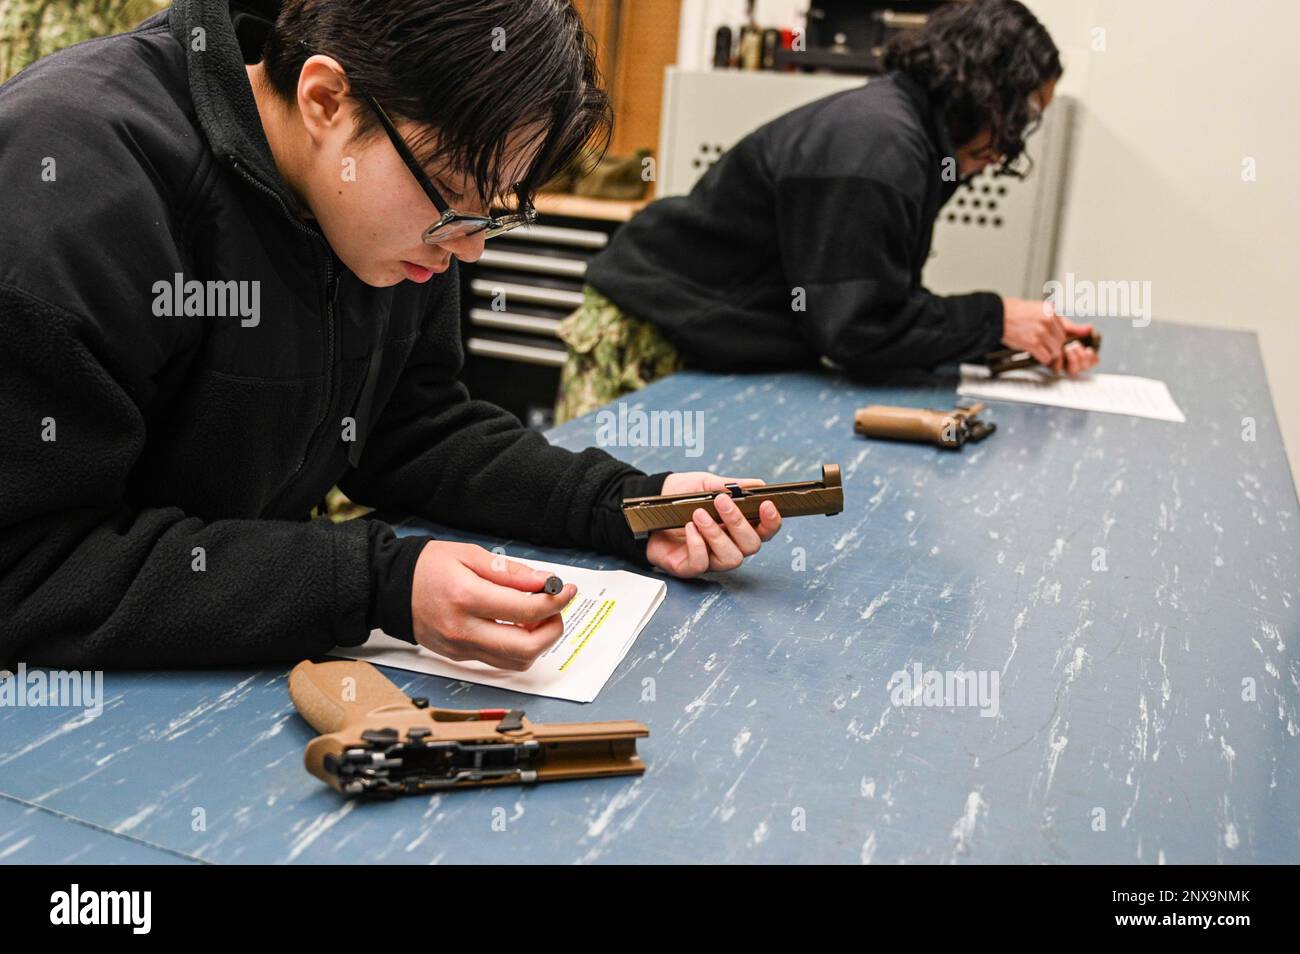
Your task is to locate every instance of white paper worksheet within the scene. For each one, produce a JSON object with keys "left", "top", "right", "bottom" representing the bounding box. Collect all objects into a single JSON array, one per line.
[
  {"left": 957, "top": 365, "right": 1186, "bottom": 423},
  {"left": 331, "top": 558, "right": 665, "bottom": 703}
]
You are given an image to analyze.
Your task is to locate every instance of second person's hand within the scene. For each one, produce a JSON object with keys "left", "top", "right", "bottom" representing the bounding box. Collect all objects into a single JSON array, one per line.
[{"left": 1001, "top": 297, "right": 1099, "bottom": 375}]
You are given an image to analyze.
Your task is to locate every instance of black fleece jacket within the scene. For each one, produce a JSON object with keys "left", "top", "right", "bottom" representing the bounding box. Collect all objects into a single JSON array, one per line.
[
  {"left": 585, "top": 72, "right": 1005, "bottom": 376},
  {"left": 0, "top": 0, "right": 665, "bottom": 669}
]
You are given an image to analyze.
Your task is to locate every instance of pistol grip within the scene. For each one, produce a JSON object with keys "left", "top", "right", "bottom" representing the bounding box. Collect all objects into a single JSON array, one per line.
[
  {"left": 289, "top": 659, "right": 413, "bottom": 735},
  {"left": 855, "top": 405, "right": 945, "bottom": 444}
]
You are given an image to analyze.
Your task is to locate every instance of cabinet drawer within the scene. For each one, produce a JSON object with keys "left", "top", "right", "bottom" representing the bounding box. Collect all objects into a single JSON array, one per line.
[
  {"left": 476, "top": 248, "right": 588, "bottom": 279},
  {"left": 468, "top": 307, "right": 563, "bottom": 337},
  {"left": 466, "top": 335, "right": 567, "bottom": 368},
  {"left": 503, "top": 223, "right": 609, "bottom": 250},
  {"left": 468, "top": 278, "right": 584, "bottom": 309}
]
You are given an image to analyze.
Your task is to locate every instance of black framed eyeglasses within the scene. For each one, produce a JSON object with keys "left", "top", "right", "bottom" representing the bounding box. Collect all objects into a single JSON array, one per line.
[{"left": 361, "top": 93, "right": 537, "bottom": 245}]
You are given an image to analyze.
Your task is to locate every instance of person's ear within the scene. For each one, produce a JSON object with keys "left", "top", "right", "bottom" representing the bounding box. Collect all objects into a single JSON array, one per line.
[{"left": 296, "top": 54, "right": 353, "bottom": 145}]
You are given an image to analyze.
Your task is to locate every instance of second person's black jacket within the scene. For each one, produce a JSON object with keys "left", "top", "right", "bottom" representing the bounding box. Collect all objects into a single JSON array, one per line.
[{"left": 586, "top": 72, "right": 1005, "bottom": 375}]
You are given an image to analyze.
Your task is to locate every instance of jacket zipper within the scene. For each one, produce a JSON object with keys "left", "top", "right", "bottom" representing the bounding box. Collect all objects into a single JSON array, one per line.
[{"left": 228, "top": 157, "right": 338, "bottom": 514}]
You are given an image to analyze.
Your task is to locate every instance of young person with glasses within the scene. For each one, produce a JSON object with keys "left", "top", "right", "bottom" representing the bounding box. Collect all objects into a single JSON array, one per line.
[
  {"left": 556, "top": 0, "right": 1098, "bottom": 424},
  {"left": 0, "top": 0, "right": 783, "bottom": 671}
]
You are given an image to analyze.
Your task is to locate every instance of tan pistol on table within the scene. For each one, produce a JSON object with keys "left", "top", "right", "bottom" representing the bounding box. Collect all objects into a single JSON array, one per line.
[
  {"left": 854, "top": 403, "right": 996, "bottom": 449},
  {"left": 289, "top": 659, "right": 648, "bottom": 797},
  {"left": 621, "top": 463, "right": 844, "bottom": 539}
]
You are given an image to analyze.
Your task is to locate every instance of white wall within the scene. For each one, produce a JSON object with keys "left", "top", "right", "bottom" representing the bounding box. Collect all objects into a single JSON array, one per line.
[
  {"left": 1022, "top": 0, "right": 1300, "bottom": 487},
  {"left": 674, "top": 0, "right": 1300, "bottom": 488}
]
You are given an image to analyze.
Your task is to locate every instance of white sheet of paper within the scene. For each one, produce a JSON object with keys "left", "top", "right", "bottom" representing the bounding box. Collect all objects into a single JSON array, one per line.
[
  {"left": 331, "top": 558, "right": 665, "bottom": 703},
  {"left": 957, "top": 365, "right": 1186, "bottom": 423}
]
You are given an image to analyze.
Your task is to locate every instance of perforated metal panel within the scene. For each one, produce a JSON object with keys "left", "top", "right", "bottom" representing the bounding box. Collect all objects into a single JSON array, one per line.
[
  {"left": 658, "top": 67, "right": 1072, "bottom": 299},
  {"left": 657, "top": 67, "right": 865, "bottom": 197},
  {"left": 924, "top": 98, "right": 1073, "bottom": 299}
]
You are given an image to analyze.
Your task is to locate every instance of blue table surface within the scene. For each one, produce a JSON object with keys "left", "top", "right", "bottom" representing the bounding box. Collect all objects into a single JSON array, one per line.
[
  {"left": 1, "top": 318, "right": 1295, "bottom": 864},
  {"left": 0, "top": 795, "right": 194, "bottom": 864}
]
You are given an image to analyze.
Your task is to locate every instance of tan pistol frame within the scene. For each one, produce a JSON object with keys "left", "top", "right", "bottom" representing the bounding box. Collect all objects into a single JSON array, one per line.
[
  {"left": 289, "top": 660, "right": 648, "bottom": 797},
  {"left": 854, "top": 403, "right": 995, "bottom": 449},
  {"left": 621, "top": 463, "right": 843, "bottom": 539}
]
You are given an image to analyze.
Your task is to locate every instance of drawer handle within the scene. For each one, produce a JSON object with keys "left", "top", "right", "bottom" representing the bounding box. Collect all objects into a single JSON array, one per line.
[
  {"left": 510, "top": 223, "right": 609, "bottom": 249},
  {"left": 470, "top": 280, "right": 584, "bottom": 308},
  {"left": 478, "top": 249, "right": 587, "bottom": 278},
  {"left": 469, "top": 308, "right": 563, "bottom": 337},
  {"left": 466, "top": 337, "right": 567, "bottom": 367}
]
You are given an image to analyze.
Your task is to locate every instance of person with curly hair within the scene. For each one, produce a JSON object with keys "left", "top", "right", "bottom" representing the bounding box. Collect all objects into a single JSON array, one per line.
[{"left": 556, "top": 0, "right": 1096, "bottom": 423}]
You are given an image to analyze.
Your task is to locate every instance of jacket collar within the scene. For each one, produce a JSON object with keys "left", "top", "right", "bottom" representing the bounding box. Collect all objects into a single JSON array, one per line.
[
  {"left": 890, "top": 70, "right": 958, "bottom": 166},
  {"left": 169, "top": 0, "right": 309, "bottom": 219}
]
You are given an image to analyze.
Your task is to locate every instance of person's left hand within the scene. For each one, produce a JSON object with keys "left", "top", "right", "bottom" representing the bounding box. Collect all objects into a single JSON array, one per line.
[
  {"left": 645, "top": 472, "right": 782, "bottom": 577},
  {"left": 1058, "top": 316, "right": 1100, "bottom": 376}
]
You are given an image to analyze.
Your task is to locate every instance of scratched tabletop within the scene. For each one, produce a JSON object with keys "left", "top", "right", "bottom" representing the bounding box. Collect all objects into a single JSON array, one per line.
[{"left": 1, "top": 318, "right": 1295, "bottom": 864}]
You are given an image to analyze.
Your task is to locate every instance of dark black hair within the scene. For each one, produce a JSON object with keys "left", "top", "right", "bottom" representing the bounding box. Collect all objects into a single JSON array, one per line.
[
  {"left": 883, "top": 0, "right": 1061, "bottom": 176},
  {"left": 261, "top": 0, "right": 611, "bottom": 206}
]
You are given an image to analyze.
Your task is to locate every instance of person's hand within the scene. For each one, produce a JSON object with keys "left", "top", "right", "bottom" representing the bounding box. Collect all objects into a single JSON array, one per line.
[
  {"left": 645, "top": 472, "right": 782, "bottom": 577},
  {"left": 410, "top": 541, "right": 576, "bottom": 671},
  {"left": 1001, "top": 298, "right": 1099, "bottom": 375},
  {"left": 1057, "top": 315, "right": 1100, "bottom": 376}
]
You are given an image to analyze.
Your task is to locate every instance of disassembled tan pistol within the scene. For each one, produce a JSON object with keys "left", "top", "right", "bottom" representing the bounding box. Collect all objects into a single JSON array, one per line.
[{"left": 290, "top": 660, "right": 647, "bottom": 798}]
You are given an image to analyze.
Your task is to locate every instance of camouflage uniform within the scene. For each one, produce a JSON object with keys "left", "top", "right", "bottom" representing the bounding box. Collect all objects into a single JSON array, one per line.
[
  {"left": 317, "top": 486, "right": 371, "bottom": 523},
  {"left": 554, "top": 285, "right": 682, "bottom": 423},
  {"left": 0, "top": 0, "right": 167, "bottom": 83}
]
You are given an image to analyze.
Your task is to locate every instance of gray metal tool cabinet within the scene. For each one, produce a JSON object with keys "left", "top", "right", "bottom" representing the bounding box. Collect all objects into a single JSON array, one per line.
[{"left": 457, "top": 197, "right": 644, "bottom": 427}]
